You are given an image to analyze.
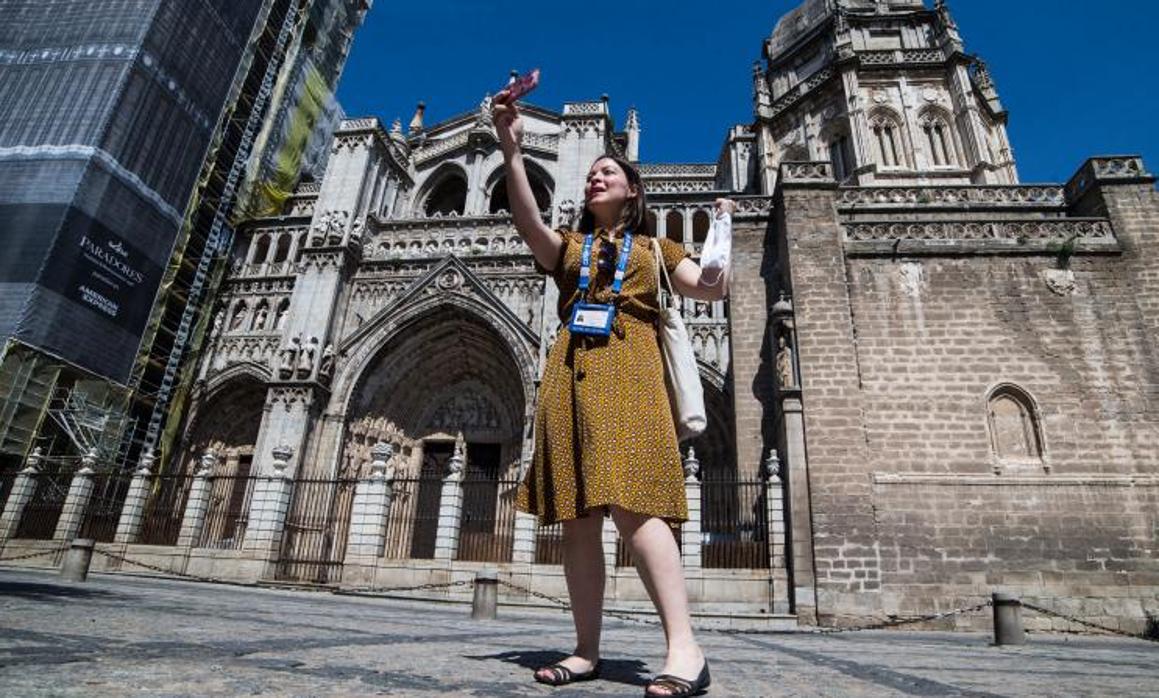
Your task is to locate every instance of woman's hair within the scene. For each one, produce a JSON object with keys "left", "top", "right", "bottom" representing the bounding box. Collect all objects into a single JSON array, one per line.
[{"left": 576, "top": 154, "right": 649, "bottom": 235}]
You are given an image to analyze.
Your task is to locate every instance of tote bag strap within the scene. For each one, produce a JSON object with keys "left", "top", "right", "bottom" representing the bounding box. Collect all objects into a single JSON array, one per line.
[{"left": 652, "top": 238, "right": 678, "bottom": 310}]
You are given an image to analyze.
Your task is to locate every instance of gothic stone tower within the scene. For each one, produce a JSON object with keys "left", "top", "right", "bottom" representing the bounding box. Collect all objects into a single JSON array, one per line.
[
  {"left": 740, "top": 0, "right": 1159, "bottom": 627},
  {"left": 752, "top": 0, "right": 1017, "bottom": 191}
]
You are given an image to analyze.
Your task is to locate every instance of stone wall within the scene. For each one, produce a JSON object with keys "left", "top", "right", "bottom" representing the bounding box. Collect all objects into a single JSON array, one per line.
[{"left": 774, "top": 158, "right": 1159, "bottom": 630}]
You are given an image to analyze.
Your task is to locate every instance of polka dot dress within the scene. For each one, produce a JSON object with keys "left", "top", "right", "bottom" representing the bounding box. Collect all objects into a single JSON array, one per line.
[{"left": 515, "top": 226, "right": 691, "bottom": 527}]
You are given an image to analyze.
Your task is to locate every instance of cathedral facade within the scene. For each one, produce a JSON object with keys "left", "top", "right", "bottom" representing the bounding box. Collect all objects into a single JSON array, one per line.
[{"left": 6, "top": 0, "right": 1152, "bottom": 631}]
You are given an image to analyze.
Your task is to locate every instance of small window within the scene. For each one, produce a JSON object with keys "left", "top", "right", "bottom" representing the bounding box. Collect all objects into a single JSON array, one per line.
[
  {"left": 425, "top": 175, "right": 467, "bottom": 216},
  {"left": 987, "top": 385, "right": 1044, "bottom": 463},
  {"left": 869, "top": 111, "right": 904, "bottom": 169}
]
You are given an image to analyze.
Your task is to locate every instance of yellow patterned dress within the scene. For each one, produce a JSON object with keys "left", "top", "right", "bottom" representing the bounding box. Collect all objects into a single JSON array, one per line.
[{"left": 514, "top": 226, "right": 691, "bottom": 526}]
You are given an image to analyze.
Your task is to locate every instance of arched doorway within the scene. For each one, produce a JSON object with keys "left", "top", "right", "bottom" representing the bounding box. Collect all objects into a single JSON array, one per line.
[
  {"left": 341, "top": 306, "right": 528, "bottom": 563},
  {"left": 144, "top": 377, "right": 265, "bottom": 547}
]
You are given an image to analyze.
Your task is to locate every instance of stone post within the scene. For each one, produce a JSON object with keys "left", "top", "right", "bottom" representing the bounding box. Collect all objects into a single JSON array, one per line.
[
  {"left": 242, "top": 445, "right": 296, "bottom": 554},
  {"left": 681, "top": 448, "right": 702, "bottom": 571},
  {"left": 0, "top": 448, "right": 44, "bottom": 540},
  {"left": 510, "top": 511, "right": 537, "bottom": 564},
  {"left": 765, "top": 448, "right": 791, "bottom": 614},
  {"left": 345, "top": 442, "right": 395, "bottom": 559},
  {"left": 53, "top": 449, "right": 98, "bottom": 541},
  {"left": 114, "top": 449, "right": 155, "bottom": 544},
  {"left": 782, "top": 395, "right": 817, "bottom": 622},
  {"left": 433, "top": 446, "right": 465, "bottom": 560},
  {"left": 177, "top": 452, "right": 217, "bottom": 547}
]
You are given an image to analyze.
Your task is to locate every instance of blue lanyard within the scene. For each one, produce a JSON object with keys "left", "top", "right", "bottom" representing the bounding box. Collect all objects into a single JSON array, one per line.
[{"left": 578, "top": 230, "right": 633, "bottom": 296}]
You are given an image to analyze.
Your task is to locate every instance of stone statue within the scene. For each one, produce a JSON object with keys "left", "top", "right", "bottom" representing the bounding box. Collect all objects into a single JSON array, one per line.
[
  {"left": 349, "top": 218, "right": 364, "bottom": 246},
  {"left": 212, "top": 311, "right": 223, "bottom": 334},
  {"left": 274, "top": 303, "right": 289, "bottom": 330},
  {"left": 776, "top": 334, "right": 795, "bottom": 389},
  {"left": 325, "top": 211, "right": 347, "bottom": 246},
  {"left": 228, "top": 304, "right": 247, "bottom": 331},
  {"left": 318, "top": 343, "right": 336, "bottom": 380},
  {"left": 253, "top": 304, "right": 269, "bottom": 330},
  {"left": 476, "top": 93, "right": 493, "bottom": 127},
  {"left": 695, "top": 301, "right": 709, "bottom": 318},
  {"left": 297, "top": 336, "right": 318, "bottom": 378},
  {"left": 278, "top": 336, "right": 300, "bottom": 379}
]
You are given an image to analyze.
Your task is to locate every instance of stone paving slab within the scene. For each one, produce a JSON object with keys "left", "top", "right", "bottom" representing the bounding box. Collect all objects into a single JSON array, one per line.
[{"left": 0, "top": 568, "right": 1155, "bottom": 697}]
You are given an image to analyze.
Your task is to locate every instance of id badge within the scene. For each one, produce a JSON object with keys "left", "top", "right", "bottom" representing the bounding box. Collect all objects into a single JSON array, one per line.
[{"left": 569, "top": 302, "right": 615, "bottom": 336}]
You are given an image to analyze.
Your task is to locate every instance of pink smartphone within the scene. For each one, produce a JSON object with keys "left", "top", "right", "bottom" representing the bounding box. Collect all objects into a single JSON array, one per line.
[{"left": 502, "top": 68, "right": 540, "bottom": 102}]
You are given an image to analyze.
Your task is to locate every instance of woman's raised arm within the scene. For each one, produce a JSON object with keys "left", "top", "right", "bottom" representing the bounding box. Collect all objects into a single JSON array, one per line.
[{"left": 492, "top": 91, "right": 562, "bottom": 271}]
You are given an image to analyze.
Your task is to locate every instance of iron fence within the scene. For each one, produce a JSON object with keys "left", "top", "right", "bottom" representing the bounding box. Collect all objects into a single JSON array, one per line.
[
  {"left": 383, "top": 475, "right": 443, "bottom": 560},
  {"left": 199, "top": 475, "right": 260, "bottom": 549},
  {"left": 14, "top": 469, "right": 73, "bottom": 540},
  {"left": 455, "top": 477, "right": 520, "bottom": 563},
  {"left": 701, "top": 477, "right": 769, "bottom": 569},
  {"left": 0, "top": 470, "right": 17, "bottom": 514},
  {"left": 534, "top": 521, "right": 564, "bottom": 565},
  {"left": 78, "top": 472, "right": 134, "bottom": 542},
  {"left": 274, "top": 477, "right": 357, "bottom": 584},
  {"left": 138, "top": 474, "right": 193, "bottom": 546}
]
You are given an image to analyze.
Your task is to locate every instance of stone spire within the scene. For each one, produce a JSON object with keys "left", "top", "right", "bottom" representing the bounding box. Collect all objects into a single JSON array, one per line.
[
  {"left": 408, "top": 101, "right": 426, "bottom": 135},
  {"left": 625, "top": 107, "right": 640, "bottom": 162}
]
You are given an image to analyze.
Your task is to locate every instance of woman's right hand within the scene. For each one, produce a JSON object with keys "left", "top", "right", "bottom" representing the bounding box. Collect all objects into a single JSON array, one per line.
[{"left": 491, "top": 89, "right": 523, "bottom": 153}]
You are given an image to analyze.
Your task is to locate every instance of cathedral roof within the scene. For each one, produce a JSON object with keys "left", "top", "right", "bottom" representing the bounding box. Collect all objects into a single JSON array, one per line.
[{"left": 767, "top": 0, "right": 927, "bottom": 59}]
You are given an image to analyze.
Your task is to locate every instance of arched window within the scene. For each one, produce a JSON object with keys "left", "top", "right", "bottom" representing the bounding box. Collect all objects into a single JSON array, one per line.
[
  {"left": 692, "top": 211, "right": 710, "bottom": 244},
  {"left": 869, "top": 110, "right": 905, "bottom": 169},
  {"left": 919, "top": 108, "right": 958, "bottom": 167},
  {"left": 987, "top": 384, "right": 1044, "bottom": 462},
  {"left": 666, "top": 211, "right": 684, "bottom": 243},
  {"left": 294, "top": 231, "right": 308, "bottom": 262},
  {"left": 487, "top": 163, "right": 553, "bottom": 214},
  {"left": 251, "top": 234, "right": 271, "bottom": 265},
  {"left": 272, "top": 234, "right": 291, "bottom": 263},
  {"left": 828, "top": 132, "right": 855, "bottom": 182},
  {"left": 423, "top": 172, "right": 467, "bottom": 216},
  {"left": 645, "top": 210, "right": 658, "bottom": 237}
]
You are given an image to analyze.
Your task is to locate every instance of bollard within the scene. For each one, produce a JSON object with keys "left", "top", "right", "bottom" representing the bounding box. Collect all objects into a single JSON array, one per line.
[
  {"left": 59, "top": 539, "right": 95, "bottom": 583},
  {"left": 472, "top": 569, "right": 499, "bottom": 620},
  {"left": 992, "top": 592, "right": 1026, "bottom": 645}
]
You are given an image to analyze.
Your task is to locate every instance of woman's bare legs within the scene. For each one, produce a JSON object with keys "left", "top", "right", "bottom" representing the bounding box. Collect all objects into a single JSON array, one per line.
[
  {"left": 610, "top": 505, "right": 705, "bottom": 697},
  {"left": 534, "top": 508, "right": 604, "bottom": 681}
]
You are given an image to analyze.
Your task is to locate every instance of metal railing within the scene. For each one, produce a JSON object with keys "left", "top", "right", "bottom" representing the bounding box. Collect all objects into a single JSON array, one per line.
[
  {"left": 455, "top": 477, "right": 520, "bottom": 563},
  {"left": 138, "top": 474, "right": 193, "bottom": 546},
  {"left": 701, "top": 477, "right": 770, "bottom": 569},
  {"left": 383, "top": 475, "right": 443, "bottom": 560},
  {"left": 199, "top": 475, "right": 260, "bottom": 550},
  {"left": 274, "top": 477, "right": 357, "bottom": 583},
  {"left": 14, "top": 470, "right": 73, "bottom": 540},
  {"left": 78, "top": 472, "right": 133, "bottom": 542}
]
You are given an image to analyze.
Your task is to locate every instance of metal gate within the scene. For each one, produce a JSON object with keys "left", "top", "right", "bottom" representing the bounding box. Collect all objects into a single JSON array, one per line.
[
  {"left": 274, "top": 477, "right": 357, "bottom": 584},
  {"left": 14, "top": 470, "right": 72, "bottom": 540}
]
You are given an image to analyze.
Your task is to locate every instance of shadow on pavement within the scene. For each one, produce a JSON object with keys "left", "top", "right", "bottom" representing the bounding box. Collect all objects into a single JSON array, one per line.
[
  {"left": 0, "top": 581, "right": 123, "bottom": 602},
  {"left": 467, "top": 649, "right": 654, "bottom": 689}
]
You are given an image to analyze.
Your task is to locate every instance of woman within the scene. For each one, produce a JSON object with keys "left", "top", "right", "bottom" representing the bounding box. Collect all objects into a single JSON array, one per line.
[{"left": 492, "top": 88, "right": 732, "bottom": 698}]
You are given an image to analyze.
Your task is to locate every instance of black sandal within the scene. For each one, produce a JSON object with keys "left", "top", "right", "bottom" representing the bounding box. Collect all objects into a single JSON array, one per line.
[
  {"left": 645, "top": 658, "right": 711, "bottom": 697},
  {"left": 534, "top": 659, "right": 601, "bottom": 686}
]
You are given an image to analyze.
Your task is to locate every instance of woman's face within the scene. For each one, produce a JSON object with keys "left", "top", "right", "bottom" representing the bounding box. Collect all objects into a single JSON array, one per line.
[{"left": 584, "top": 157, "right": 637, "bottom": 221}]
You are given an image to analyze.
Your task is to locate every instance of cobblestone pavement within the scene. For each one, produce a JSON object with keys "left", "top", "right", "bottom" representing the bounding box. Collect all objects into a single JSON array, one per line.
[{"left": 0, "top": 568, "right": 1155, "bottom": 697}]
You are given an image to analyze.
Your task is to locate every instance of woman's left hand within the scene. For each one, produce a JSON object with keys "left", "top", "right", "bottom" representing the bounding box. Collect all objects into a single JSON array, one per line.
[{"left": 714, "top": 197, "right": 737, "bottom": 218}]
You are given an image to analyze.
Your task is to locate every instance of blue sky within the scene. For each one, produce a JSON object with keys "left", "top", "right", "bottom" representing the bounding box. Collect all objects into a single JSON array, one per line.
[{"left": 336, "top": 1, "right": 1158, "bottom": 184}]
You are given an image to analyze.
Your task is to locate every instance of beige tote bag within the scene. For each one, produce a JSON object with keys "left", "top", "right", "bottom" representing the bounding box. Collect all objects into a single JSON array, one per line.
[{"left": 652, "top": 238, "right": 707, "bottom": 441}]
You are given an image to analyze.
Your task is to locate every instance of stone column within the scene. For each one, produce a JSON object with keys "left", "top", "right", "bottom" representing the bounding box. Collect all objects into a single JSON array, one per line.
[
  {"left": 177, "top": 452, "right": 217, "bottom": 548},
  {"left": 681, "top": 448, "right": 702, "bottom": 571},
  {"left": 433, "top": 447, "right": 465, "bottom": 560},
  {"left": 0, "top": 448, "right": 43, "bottom": 540},
  {"left": 601, "top": 514, "right": 618, "bottom": 569},
  {"left": 764, "top": 448, "right": 791, "bottom": 614},
  {"left": 242, "top": 445, "right": 296, "bottom": 554},
  {"left": 53, "top": 449, "right": 97, "bottom": 541},
  {"left": 781, "top": 395, "right": 817, "bottom": 621},
  {"left": 345, "top": 443, "right": 395, "bottom": 560},
  {"left": 114, "top": 449, "right": 156, "bottom": 544},
  {"left": 510, "top": 511, "right": 537, "bottom": 564}
]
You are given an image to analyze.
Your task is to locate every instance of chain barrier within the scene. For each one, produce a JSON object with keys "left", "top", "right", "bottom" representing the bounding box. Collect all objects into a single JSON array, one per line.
[
  {"left": 90, "top": 548, "right": 230, "bottom": 584},
  {"left": 340, "top": 579, "right": 475, "bottom": 596},
  {"left": 12, "top": 546, "right": 1156, "bottom": 644},
  {"left": 0, "top": 546, "right": 70, "bottom": 563},
  {"left": 1021, "top": 601, "right": 1158, "bottom": 644}
]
